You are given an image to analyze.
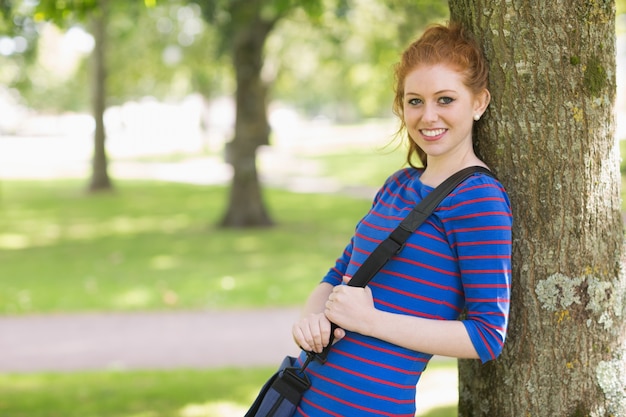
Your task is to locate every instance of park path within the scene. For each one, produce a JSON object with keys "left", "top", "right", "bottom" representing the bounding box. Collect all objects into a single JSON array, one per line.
[{"left": 0, "top": 308, "right": 301, "bottom": 373}]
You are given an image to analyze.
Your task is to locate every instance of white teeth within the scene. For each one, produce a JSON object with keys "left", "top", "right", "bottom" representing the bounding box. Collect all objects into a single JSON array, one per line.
[{"left": 422, "top": 128, "right": 446, "bottom": 137}]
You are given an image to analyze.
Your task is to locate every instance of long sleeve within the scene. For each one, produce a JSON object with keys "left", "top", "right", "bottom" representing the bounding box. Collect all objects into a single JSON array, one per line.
[{"left": 442, "top": 177, "right": 512, "bottom": 362}]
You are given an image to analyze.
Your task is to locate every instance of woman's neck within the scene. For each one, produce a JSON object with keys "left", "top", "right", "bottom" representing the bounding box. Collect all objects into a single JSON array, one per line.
[{"left": 421, "top": 154, "right": 487, "bottom": 187}]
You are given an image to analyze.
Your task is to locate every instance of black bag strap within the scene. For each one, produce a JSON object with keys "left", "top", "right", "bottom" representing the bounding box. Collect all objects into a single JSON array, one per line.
[
  {"left": 308, "top": 165, "right": 494, "bottom": 364},
  {"left": 349, "top": 165, "right": 493, "bottom": 287}
]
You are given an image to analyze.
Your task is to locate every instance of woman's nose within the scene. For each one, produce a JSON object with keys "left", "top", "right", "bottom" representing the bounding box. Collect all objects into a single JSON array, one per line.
[{"left": 422, "top": 104, "right": 438, "bottom": 122}]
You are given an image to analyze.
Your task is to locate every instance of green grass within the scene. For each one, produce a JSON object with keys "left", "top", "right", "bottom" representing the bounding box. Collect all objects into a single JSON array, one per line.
[
  {"left": 0, "top": 368, "right": 269, "bottom": 417},
  {"left": 312, "top": 144, "right": 409, "bottom": 188},
  {"left": 0, "top": 364, "right": 457, "bottom": 417},
  {"left": 0, "top": 179, "right": 374, "bottom": 314}
]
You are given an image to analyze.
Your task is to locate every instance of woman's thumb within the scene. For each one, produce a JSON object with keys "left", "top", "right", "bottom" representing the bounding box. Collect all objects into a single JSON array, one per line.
[{"left": 333, "top": 327, "right": 346, "bottom": 343}]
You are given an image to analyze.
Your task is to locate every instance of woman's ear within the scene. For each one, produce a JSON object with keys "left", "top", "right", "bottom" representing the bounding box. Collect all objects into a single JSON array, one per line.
[{"left": 474, "top": 88, "right": 491, "bottom": 116}]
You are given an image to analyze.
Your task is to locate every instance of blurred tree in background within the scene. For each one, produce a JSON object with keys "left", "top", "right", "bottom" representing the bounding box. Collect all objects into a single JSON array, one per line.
[
  {"left": 194, "top": 0, "right": 447, "bottom": 227},
  {"left": 194, "top": 0, "right": 326, "bottom": 228},
  {"left": 2, "top": 0, "right": 117, "bottom": 191},
  {"left": 0, "top": 0, "right": 447, "bottom": 225}
]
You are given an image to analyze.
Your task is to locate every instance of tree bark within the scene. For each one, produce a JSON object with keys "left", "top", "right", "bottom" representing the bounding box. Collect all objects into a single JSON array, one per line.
[
  {"left": 219, "top": 3, "right": 274, "bottom": 228},
  {"left": 448, "top": 1, "right": 625, "bottom": 415},
  {"left": 88, "top": 0, "right": 112, "bottom": 192}
]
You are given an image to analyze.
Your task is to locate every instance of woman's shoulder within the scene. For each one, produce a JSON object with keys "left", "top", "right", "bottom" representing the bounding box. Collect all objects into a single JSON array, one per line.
[
  {"left": 460, "top": 170, "right": 508, "bottom": 194},
  {"left": 377, "top": 166, "right": 425, "bottom": 195},
  {"left": 445, "top": 170, "right": 511, "bottom": 211},
  {"left": 383, "top": 166, "right": 424, "bottom": 186},
  {"left": 369, "top": 167, "right": 425, "bottom": 205}
]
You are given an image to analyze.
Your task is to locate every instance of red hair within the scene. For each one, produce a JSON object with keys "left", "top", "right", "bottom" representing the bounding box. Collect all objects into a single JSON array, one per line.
[{"left": 392, "top": 22, "right": 489, "bottom": 167}]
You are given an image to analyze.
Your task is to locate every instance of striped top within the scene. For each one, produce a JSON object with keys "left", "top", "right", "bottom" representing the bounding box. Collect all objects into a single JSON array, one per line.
[{"left": 294, "top": 167, "right": 512, "bottom": 417}]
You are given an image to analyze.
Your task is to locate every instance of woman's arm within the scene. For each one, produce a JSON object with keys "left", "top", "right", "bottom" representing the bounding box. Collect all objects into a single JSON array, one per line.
[
  {"left": 370, "top": 311, "right": 479, "bottom": 358},
  {"left": 325, "top": 279, "right": 479, "bottom": 359},
  {"left": 326, "top": 177, "right": 511, "bottom": 361}
]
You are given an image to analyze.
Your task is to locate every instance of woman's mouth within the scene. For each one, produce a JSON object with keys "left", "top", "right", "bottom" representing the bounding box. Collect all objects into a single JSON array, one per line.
[{"left": 420, "top": 128, "right": 447, "bottom": 140}]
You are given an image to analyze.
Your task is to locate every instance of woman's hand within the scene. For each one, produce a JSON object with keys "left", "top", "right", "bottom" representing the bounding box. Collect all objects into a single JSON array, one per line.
[
  {"left": 292, "top": 312, "right": 331, "bottom": 354},
  {"left": 324, "top": 276, "right": 376, "bottom": 336},
  {"left": 293, "top": 280, "right": 353, "bottom": 354},
  {"left": 292, "top": 312, "right": 346, "bottom": 353}
]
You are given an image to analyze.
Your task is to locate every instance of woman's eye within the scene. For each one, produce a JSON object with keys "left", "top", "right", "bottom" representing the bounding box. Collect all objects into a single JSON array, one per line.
[
  {"left": 438, "top": 96, "right": 454, "bottom": 105},
  {"left": 407, "top": 98, "right": 422, "bottom": 105}
]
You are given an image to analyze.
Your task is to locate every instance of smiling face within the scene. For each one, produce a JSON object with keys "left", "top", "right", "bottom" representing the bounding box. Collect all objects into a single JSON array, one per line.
[{"left": 403, "top": 64, "right": 490, "bottom": 166}]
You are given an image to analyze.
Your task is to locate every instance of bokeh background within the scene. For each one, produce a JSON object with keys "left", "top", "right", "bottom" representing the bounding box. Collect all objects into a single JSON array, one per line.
[{"left": 0, "top": 1, "right": 624, "bottom": 417}]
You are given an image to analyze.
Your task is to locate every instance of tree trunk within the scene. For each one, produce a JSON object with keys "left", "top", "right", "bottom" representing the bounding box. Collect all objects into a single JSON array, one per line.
[
  {"left": 88, "top": 0, "right": 112, "bottom": 192},
  {"left": 448, "top": 1, "right": 626, "bottom": 415},
  {"left": 219, "top": 4, "right": 274, "bottom": 228}
]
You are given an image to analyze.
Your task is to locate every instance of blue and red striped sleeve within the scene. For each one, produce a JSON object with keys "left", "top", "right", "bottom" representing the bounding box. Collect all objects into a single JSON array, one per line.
[{"left": 440, "top": 176, "right": 512, "bottom": 362}]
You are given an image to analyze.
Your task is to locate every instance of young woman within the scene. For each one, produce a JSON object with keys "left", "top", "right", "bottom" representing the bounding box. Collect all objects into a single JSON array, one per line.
[{"left": 292, "top": 22, "right": 512, "bottom": 417}]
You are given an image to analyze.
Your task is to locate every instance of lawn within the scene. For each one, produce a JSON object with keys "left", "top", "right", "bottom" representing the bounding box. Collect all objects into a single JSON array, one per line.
[
  {"left": 0, "top": 368, "right": 269, "bottom": 417},
  {"left": 0, "top": 141, "right": 412, "bottom": 315},
  {"left": 0, "top": 180, "right": 374, "bottom": 314}
]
